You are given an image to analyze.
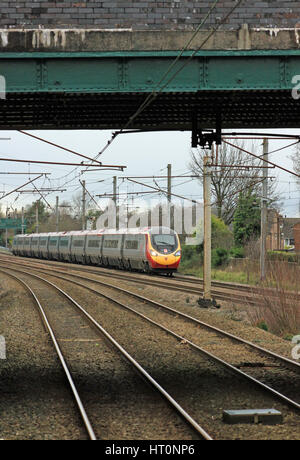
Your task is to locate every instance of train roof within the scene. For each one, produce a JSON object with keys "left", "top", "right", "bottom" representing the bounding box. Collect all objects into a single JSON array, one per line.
[{"left": 15, "top": 227, "right": 177, "bottom": 238}]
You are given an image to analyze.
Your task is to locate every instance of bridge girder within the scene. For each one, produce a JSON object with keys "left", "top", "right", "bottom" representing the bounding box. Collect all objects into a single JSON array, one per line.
[{"left": 0, "top": 50, "right": 300, "bottom": 130}]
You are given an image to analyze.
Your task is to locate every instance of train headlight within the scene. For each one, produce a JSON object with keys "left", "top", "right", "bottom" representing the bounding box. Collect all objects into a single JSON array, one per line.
[
  {"left": 175, "top": 250, "right": 181, "bottom": 257},
  {"left": 150, "top": 250, "right": 158, "bottom": 257}
]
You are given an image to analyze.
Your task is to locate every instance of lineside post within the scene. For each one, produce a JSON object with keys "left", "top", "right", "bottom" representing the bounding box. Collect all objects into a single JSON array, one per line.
[
  {"left": 203, "top": 153, "right": 212, "bottom": 300},
  {"left": 167, "top": 164, "right": 172, "bottom": 203},
  {"left": 21, "top": 207, "right": 25, "bottom": 235},
  {"left": 36, "top": 202, "right": 39, "bottom": 233},
  {"left": 5, "top": 207, "right": 8, "bottom": 247},
  {"left": 56, "top": 196, "right": 59, "bottom": 233},
  {"left": 113, "top": 176, "right": 117, "bottom": 204},
  {"left": 260, "top": 139, "right": 269, "bottom": 281},
  {"left": 113, "top": 176, "right": 118, "bottom": 229},
  {"left": 82, "top": 180, "right": 86, "bottom": 231},
  {"left": 167, "top": 163, "right": 173, "bottom": 229}
]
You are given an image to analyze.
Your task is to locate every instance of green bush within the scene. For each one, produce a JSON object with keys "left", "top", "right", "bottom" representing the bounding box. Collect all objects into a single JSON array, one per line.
[
  {"left": 257, "top": 321, "right": 268, "bottom": 332},
  {"left": 180, "top": 246, "right": 203, "bottom": 270},
  {"left": 211, "top": 248, "right": 229, "bottom": 268},
  {"left": 230, "top": 247, "right": 245, "bottom": 258},
  {"left": 233, "top": 191, "right": 261, "bottom": 246},
  {"left": 211, "top": 215, "right": 234, "bottom": 250},
  {"left": 180, "top": 215, "right": 233, "bottom": 272}
]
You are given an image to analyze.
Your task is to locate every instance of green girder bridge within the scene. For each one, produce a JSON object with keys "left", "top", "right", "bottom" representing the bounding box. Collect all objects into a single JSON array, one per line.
[{"left": 0, "top": 29, "right": 300, "bottom": 131}]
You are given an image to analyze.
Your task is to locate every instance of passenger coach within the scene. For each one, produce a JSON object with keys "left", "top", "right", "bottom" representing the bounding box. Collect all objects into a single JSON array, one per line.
[{"left": 12, "top": 227, "right": 182, "bottom": 275}]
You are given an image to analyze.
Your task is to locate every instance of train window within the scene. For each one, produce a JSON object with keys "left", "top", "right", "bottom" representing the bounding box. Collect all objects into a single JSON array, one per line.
[
  {"left": 49, "top": 239, "right": 58, "bottom": 246},
  {"left": 151, "top": 233, "right": 177, "bottom": 253},
  {"left": 59, "top": 239, "right": 69, "bottom": 247},
  {"left": 40, "top": 240, "right": 47, "bottom": 246},
  {"left": 88, "top": 239, "right": 100, "bottom": 248},
  {"left": 31, "top": 240, "right": 38, "bottom": 246},
  {"left": 73, "top": 239, "right": 84, "bottom": 248},
  {"left": 104, "top": 239, "right": 118, "bottom": 248},
  {"left": 125, "top": 240, "right": 139, "bottom": 250},
  {"left": 24, "top": 239, "right": 30, "bottom": 246}
]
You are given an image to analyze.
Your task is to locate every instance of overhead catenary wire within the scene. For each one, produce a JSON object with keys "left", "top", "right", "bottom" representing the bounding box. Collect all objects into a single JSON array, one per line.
[
  {"left": 18, "top": 130, "right": 103, "bottom": 166},
  {"left": 96, "top": 190, "right": 160, "bottom": 198},
  {"left": 113, "top": 0, "right": 221, "bottom": 132},
  {"left": 0, "top": 172, "right": 50, "bottom": 175},
  {"left": 8, "top": 3, "right": 247, "bottom": 206},
  {"left": 264, "top": 140, "right": 300, "bottom": 156},
  {"left": 84, "top": 0, "right": 243, "bottom": 167},
  {"left": 19, "top": 189, "right": 67, "bottom": 193},
  {"left": 0, "top": 174, "right": 45, "bottom": 201},
  {"left": 126, "top": 178, "right": 201, "bottom": 204},
  {"left": 210, "top": 177, "right": 268, "bottom": 207},
  {"left": 10, "top": 13, "right": 300, "bottom": 214},
  {"left": 32, "top": 182, "right": 54, "bottom": 210},
  {"left": 79, "top": 180, "right": 103, "bottom": 212},
  {"left": 0, "top": 157, "right": 125, "bottom": 168},
  {"left": 128, "top": 0, "right": 244, "bottom": 122},
  {"left": 222, "top": 140, "right": 300, "bottom": 179}
]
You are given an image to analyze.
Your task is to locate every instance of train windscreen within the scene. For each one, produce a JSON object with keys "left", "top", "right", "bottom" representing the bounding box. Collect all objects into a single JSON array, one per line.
[{"left": 151, "top": 233, "right": 177, "bottom": 254}]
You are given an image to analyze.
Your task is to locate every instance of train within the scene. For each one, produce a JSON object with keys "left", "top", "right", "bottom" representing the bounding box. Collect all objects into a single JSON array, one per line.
[{"left": 12, "top": 226, "right": 182, "bottom": 275}]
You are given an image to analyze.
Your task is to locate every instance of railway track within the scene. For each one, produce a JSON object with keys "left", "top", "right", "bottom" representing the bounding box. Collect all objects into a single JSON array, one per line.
[
  {"left": 0, "top": 254, "right": 265, "bottom": 305},
  {"left": 0, "top": 268, "right": 97, "bottom": 440},
  {"left": 2, "top": 265, "right": 213, "bottom": 441},
  {"left": 2, "top": 258, "right": 300, "bottom": 439},
  {"left": 3, "top": 256, "right": 300, "bottom": 371}
]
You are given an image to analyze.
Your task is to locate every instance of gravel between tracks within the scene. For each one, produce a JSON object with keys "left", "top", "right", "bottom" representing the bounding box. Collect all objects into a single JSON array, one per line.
[
  {"left": 0, "top": 271, "right": 204, "bottom": 441},
  {"left": 25, "top": 268, "right": 300, "bottom": 440},
  {"left": 0, "top": 274, "right": 87, "bottom": 440},
  {"left": 82, "top": 270, "right": 298, "bottom": 362},
  {"left": 1, "top": 263, "right": 300, "bottom": 440},
  {"left": 13, "top": 258, "right": 296, "bottom": 360}
]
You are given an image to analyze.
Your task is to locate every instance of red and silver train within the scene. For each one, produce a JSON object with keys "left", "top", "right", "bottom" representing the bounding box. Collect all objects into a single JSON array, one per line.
[{"left": 12, "top": 226, "right": 182, "bottom": 275}]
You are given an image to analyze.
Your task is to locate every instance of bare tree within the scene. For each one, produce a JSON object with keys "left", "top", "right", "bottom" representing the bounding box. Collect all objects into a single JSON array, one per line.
[
  {"left": 290, "top": 143, "right": 300, "bottom": 186},
  {"left": 189, "top": 141, "right": 279, "bottom": 225},
  {"left": 288, "top": 143, "right": 300, "bottom": 215},
  {"left": 71, "top": 191, "right": 94, "bottom": 220}
]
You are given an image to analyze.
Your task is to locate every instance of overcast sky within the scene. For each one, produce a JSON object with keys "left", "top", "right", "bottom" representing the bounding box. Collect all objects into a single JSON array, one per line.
[{"left": 0, "top": 128, "right": 299, "bottom": 218}]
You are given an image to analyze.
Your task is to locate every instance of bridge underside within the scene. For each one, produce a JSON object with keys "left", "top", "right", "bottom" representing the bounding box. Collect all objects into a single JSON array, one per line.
[
  {"left": 0, "top": 49, "right": 300, "bottom": 130},
  {"left": 1, "top": 89, "right": 299, "bottom": 130}
]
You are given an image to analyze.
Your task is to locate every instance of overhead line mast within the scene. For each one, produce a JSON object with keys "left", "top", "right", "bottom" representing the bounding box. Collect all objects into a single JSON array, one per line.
[
  {"left": 260, "top": 139, "right": 269, "bottom": 281},
  {"left": 203, "top": 151, "right": 212, "bottom": 302},
  {"left": 82, "top": 180, "right": 87, "bottom": 231}
]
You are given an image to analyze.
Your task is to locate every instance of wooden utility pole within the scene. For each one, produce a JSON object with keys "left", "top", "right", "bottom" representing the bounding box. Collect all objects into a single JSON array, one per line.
[
  {"left": 113, "top": 176, "right": 118, "bottom": 229},
  {"left": 167, "top": 163, "right": 173, "bottom": 229},
  {"left": 36, "top": 202, "right": 39, "bottom": 233},
  {"left": 260, "top": 139, "right": 269, "bottom": 280},
  {"left": 167, "top": 164, "right": 172, "bottom": 203},
  {"left": 21, "top": 207, "right": 25, "bottom": 234},
  {"left": 113, "top": 176, "right": 117, "bottom": 204},
  {"left": 203, "top": 153, "right": 212, "bottom": 300},
  {"left": 82, "top": 180, "right": 86, "bottom": 231},
  {"left": 55, "top": 196, "right": 59, "bottom": 233},
  {"left": 5, "top": 207, "right": 8, "bottom": 248}
]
